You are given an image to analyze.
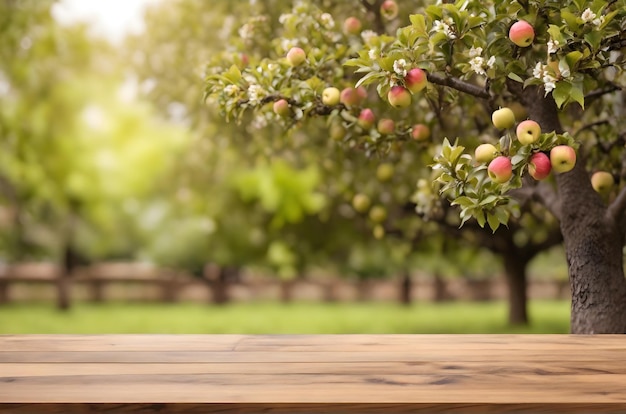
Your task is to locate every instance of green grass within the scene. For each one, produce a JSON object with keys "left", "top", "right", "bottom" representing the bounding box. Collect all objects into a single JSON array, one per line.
[{"left": 0, "top": 300, "right": 570, "bottom": 334}]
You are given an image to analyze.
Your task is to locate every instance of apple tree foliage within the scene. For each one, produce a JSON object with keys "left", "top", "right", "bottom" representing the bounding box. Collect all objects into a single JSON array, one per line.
[{"left": 205, "top": 0, "right": 626, "bottom": 333}]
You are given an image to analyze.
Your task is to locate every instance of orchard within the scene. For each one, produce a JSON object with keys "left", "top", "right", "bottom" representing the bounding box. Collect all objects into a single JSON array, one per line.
[{"left": 205, "top": 0, "right": 626, "bottom": 333}]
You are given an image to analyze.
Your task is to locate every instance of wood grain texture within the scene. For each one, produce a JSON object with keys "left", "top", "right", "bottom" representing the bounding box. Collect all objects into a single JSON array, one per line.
[{"left": 0, "top": 335, "right": 625, "bottom": 413}]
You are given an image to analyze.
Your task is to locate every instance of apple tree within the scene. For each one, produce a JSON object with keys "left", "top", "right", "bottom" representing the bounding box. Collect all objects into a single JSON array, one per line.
[{"left": 206, "top": 0, "right": 626, "bottom": 333}]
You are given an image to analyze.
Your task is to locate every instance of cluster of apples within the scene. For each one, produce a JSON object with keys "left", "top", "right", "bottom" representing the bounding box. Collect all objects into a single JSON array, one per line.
[
  {"left": 319, "top": 83, "right": 430, "bottom": 141},
  {"left": 387, "top": 67, "right": 428, "bottom": 109},
  {"left": 474, "top": 107, "right": 576, "bottom": 184}
]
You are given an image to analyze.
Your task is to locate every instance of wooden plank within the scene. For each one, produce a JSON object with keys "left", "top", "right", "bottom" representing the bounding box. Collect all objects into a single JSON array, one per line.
[{"left": 1, "top": 335, "right": 625, "bottom": 413}]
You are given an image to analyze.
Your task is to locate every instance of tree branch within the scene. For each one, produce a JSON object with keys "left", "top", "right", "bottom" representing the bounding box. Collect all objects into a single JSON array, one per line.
[
  {"left": 585, "top": 83, "right": 622, "bottom": 106},
  {"left": 427, "top": 73, "right": 491, "bottom": 100},
  {"left": 509, "top": 178, "right": 562, "bottom": 221},
  {"left": 607, "top": 185, "right": 626, "bottom": 229}
]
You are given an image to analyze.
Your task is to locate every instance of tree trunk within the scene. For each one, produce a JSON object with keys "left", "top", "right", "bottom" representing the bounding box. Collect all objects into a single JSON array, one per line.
[
  {"left": 520, "top": 85, "right": 626, "bottom": 333},
  {"left": 398, "top": 271, "right": 412, "bottom": 306},
  {"left": 57, "top": 244, "right": 78, "bottom": 311},
  {"left": 502, "top": 252, "right": 529, "bottom": 326},
  {"left": 280, "top": 279, "right": 294, "bottom": 303}
]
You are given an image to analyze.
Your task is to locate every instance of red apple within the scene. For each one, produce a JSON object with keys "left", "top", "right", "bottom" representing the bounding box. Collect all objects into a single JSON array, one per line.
[
  {"left": 340, "top": 87, "right": 367, "bottom": 107},
  {"left": 377, "top": 118, "right": 395, "bottom": 135},
  {"left": 488, "top": 156, "right": 513, "bottom": 183},
  {"left": 405, "top": 68, "right": 427, "bottom": 93},
  {"left": 357, "top": 108, "right": 375, "bottom": 129},
  {"left": 528, "top": 152, "right": 551, "bottom": 180},
  {"left": 273, "top": 99, "right": 290, "bottom": 117},
  {"left": 411, "top": 124, "right": 430, "bottom": 141},
  {"left": 343, "top": 17, "right": 362, "bottom": 35},
  {"left": 491, "top": 107, "right": 515, "bottom": 130},
  {"left": 509, "top": 20, "right": 535, "bottom": 47},
  {"left": 286, "top": 47, "right": 306, "bottom": 66},
  {"left": 387, "top": 86, "right": 411, "bottom": 108},
  {"left": 380, "top": 0, "right": 399, "bottom": 20},
  {"left": 550, "top": 145, "right": 576, "bottom": 173},
  {"left": 474, "top": 143, "right": 498, "bottom": 164},
  {"left": 516, "top": 120, "right": 542, "bottom": 145}
]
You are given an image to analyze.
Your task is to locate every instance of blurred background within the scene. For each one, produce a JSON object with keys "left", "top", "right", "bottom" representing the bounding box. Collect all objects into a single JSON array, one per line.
[{"left": 0, "top": 0, "right": 570, "bottom": 334}]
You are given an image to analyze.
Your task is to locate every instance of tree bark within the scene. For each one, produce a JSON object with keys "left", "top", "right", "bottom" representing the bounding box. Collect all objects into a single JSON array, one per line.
[
  {"left": 518, "top": 85, "right": 626, "bottom": 333},
  {"left": 399, "top": 270, "right": 412, "bottom": 306}
]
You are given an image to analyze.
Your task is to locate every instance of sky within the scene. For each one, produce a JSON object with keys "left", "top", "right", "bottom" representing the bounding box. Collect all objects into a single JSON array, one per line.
[{"left": 52, "top": 0, "right": 161, "bottom": 43}]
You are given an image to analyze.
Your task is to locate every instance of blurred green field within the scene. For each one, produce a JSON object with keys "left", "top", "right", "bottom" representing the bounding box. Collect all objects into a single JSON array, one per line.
[{"left": 0, "top": 300, "right": 569, "bottom": 334}]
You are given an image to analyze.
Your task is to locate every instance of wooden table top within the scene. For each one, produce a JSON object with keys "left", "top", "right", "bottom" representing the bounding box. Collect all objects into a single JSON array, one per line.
[{"left": 0, "top": 334, "right": 625, "bottom": 413}]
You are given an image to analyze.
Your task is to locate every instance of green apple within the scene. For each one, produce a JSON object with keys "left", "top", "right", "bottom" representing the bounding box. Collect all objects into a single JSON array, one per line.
[
  {"left": 491, "top": 107, "right": 516, "bottom": 130},
  {"left": 528, "top": 152, "right": 551, "bottom": 180},
  {"left": 352, "top": 193, "right": 371, "bottom": 213},
  {"left": 343, "top": 16, "right": 362, "bottom": 35},
  {"left": 550, "top": 145, "right": 576, "bottom": 173},
  {"left": 376, "top": 163, "right": 394, "bottom": 182},
  {"left": 474, "top": 143, "right": 498, "bottom": 164},
  {"left": 377, "top": 118, "right": 395, "bottom": 135},
  {"left": 322, "top": 87, "right": 340, "bottom": 106},
  {"left": 591, "top": 171, "right": 614, "bottom": 194},
  {"left": 516, "top": 120, "right": 541, "bottom": 145},
  {"left": 405, "top": 68, "right": 427, "bottom": 93},
  {"left": 286, "top": 47, "right": 306, "bottom": 66},
  {"left": 329, "top": 122, "right": 346, "bottom": 141},
  {"left": 273, "top": 99, "right": 290, "bottom": 117},
  {"left": 369, "top": 205, "right": 387, "bottom": 223},
  {"left": 387, "top": 86, "right": 411, "bottom": 108},
  {"left": 509, "top": 20, "right": 534, "bottom": 47},
  {"left": 488, "top": 156, "right": 513, "bottom": 183},
  {"left": 411, "top": 124, "right": 430, "bottom": 141},
  {"left": 373, "top": 224, "right": 385, "bottom": 239}
]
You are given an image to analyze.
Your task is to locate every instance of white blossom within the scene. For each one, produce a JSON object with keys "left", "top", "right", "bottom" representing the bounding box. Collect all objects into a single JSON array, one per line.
[
  {"left": 251, "top": 114, "right": 268, "bottom": 129},
  {"left": 320, "top": 13, "right": 334, "bottom": 29},
  {"left": 592, "top": 15, "right": 605, "bottom": 27},
  {"left": 469, "top": 56, "right": 486, "bottom": 75},
  {"left": 393, "top": 59, "right": 408, "bottom": 77},
  {"left": 581, "top": 8, "right": 596, "bottom": 23},
  {"left": 361, "top": 30, "right": 377, "bottom": 45},
  {"left": 533, "top": 62, "right": 545, "bottom": 79},
  {"left": 486, "top": 56, "right": 496, "bottom": 69},
  {"left": 368, "top": 48, "right": 379, "bottom": 60},
  {"left": 238, "top": 23, "right": 253, "bottom": 40},
  {"left": 247, "top": 84, "right": 265, "bottom": 105},
  {"left": 468, "top": 46, "right": 483, "bottom": 58},
  {"left": 543, "top": 78, "right": 557, "bottom": 94},
  {"left": 547, "top": 39, "right": 559, "bottom": 54},
  {"left": 431, "top": 20, "right": 457, "bottom": 39},
  {"left": 224, "top": 85, "right": 239, "bottom": 96},
  {"left": 279, "top": 13, "right": 293, "bottom": 25}
]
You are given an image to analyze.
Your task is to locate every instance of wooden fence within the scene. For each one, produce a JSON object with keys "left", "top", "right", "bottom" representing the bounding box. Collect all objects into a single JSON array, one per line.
[{"left": 0, "top": 262, "right": 570, "bottom": 304}]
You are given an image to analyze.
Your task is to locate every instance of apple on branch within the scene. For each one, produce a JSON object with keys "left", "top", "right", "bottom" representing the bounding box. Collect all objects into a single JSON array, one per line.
[
  {"left": 528, "top": 152, "right": 551, "bottom": 180},
  {"left": 516, "top": 120, "right": 541, "bottom": 145},
  {"left": 550, "top": 145, "right": 576, "bottom": 173},
  {"left": 273, "top": 99, "right": 290, "bottom": 117},
  {"left": 591, "top": 171, "right": 614, "bottom": 195},
  {"left": 343, "top": 16, "right": 362, "bottom": 35},
  {"left": 387, "top": 85, "right": 411, "bottom": 108},
  {"left": 340, "top": 87, "right": 367, "bottom": 107},
  {"left": 488, "top": 156, "right": 513, "bottom": 183},
  {"left": 405, "top": 68, "right": 427, "bottom": 93},
  {"left": 286, "top": 47, "right": 306, "bottom": 66},
  {"left": 357, "top": 108, "right": 375, "bottom": 129},
  {"left": 411, "top": 124, "right": 430, "bottom": 141},
  {"left": 474, "top": 143, "right": 498, "bottom": 164},
  {"left": 376, "top": 163, "right": 395, "bottom": 182},
  {"left": 380, "top": 0, "right": 399, "bottom": 20},
  {"left": 491, "top": 107, "right": 515, "bottom": 130},
  {"left": 509, "top": 20, "right": 535, "bottom": 47},
  {"left": 377, "top": 118, "right": 395, "bottom": 135},
  {"left": 322, "top": 87, "right": 340, "bottom": 106},
  {"left": 352, "top": 193, "right": 371, "bottom": 213}
]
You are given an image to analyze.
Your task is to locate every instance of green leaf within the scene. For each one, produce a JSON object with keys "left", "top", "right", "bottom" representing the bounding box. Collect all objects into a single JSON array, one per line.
[
  {"left": 507, "top": 73, "right": 524, "bottom": 83},
  {"left": 552, "top": 81, "right": 572, "bottom": 108},
  {"left": 570, "top": 84, "right": 585, "bottom": 108},
  {"left": 487, "top": 212, "right": 500, "bottom": 233}
]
